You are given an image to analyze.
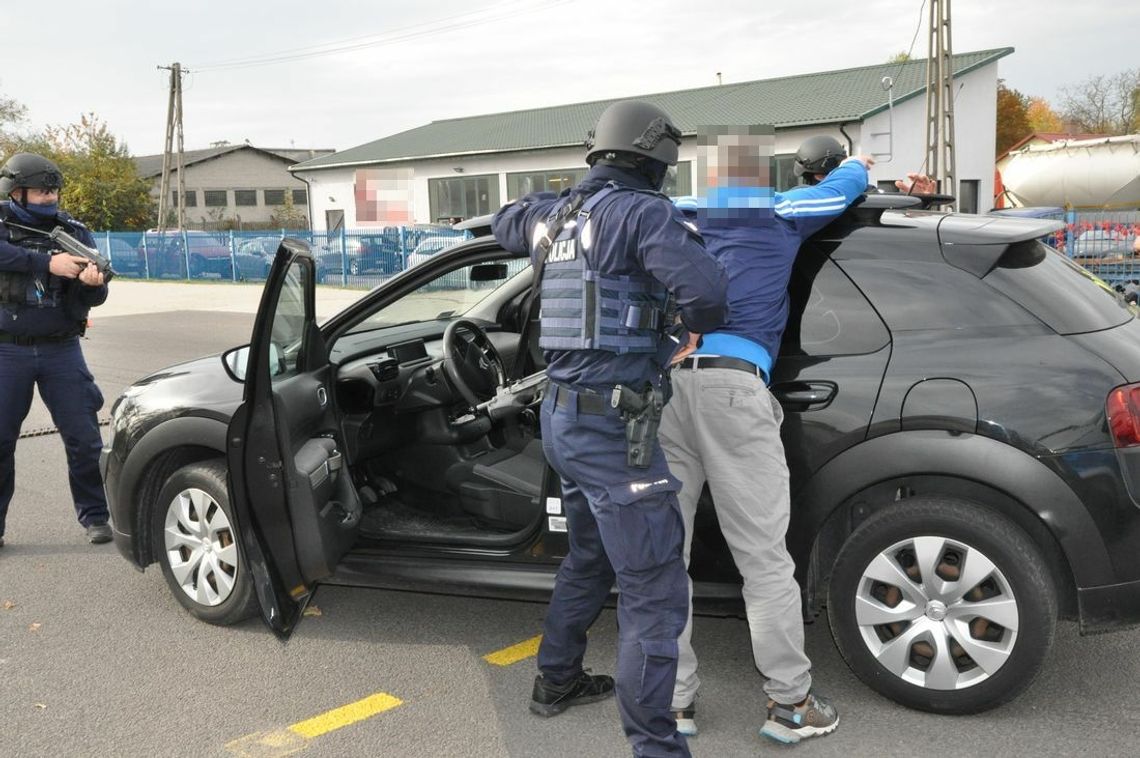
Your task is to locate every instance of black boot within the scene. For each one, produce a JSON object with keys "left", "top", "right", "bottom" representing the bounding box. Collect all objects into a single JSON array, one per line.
[{"left": 529, "top": 670, "right": 615, "bottom": 717}]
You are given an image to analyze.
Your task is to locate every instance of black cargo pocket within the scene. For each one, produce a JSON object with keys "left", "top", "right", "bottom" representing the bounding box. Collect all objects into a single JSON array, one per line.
[
  {"left": 80, "top": 368, "right": 104, "bottom": 414},
  {"left": 604, "top": 476, "right": 682, "bottom": 573},
  {"left": 637, "top": 638, "right": 679, "bottom": 708}
]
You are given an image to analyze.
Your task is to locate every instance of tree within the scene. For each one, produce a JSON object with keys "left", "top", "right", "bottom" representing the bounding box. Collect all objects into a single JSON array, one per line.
[
  {"left": 1059, "top": 68, "right": 1140, "bottom": 135},
  {"left": 269, "top": 191, "right": 308, "bottom": 229},
  {"left": 1026, "top": 97, "right": 1063, "bottom": 133},
  {"left": 10, "top": 114, "right": 153, "bottom": 230},
  {"left": 996, "top": 80, "right": 1031, "bottom": 155},
  {"left": 887, "top": 51, "right": 911, "bottom": 64}
]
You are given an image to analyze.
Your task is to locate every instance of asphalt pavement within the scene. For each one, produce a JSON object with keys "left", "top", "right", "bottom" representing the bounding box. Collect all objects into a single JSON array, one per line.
[{"left": 3, "top": 280, "right": 1140, "bottom": 757}]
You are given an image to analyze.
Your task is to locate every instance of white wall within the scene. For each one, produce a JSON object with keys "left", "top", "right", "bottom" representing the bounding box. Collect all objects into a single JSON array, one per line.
[
  {"left": 297, "top": 61, "right": 1001, "bottom": 230},
  {"left": 861, "top": 63, "right": 997, "bottom": 211}
]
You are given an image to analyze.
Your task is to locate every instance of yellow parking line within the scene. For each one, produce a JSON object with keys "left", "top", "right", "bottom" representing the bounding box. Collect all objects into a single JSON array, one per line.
[
  {"left": 225, "top": 692, "right": 403, "bottom": 757},
  {"left": 483, "top": 634, "right": 542, "bottom": 666}
]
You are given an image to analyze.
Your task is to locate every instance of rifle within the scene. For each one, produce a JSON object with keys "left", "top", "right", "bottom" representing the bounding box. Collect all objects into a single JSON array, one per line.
[
  {"left": 476, "top": 370, "right": 549, "bottom": 421},
  {"left": 4, "top": 222, "right": 116, "bottom": 282}
]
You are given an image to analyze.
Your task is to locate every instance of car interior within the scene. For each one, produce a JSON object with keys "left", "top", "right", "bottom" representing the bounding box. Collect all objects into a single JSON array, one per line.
[{"left": 320, "top": 247, "right": 549, "bottom": 549}]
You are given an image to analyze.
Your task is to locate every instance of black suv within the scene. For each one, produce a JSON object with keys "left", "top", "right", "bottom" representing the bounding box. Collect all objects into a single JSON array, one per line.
[{"left": 102, "top": 195, "right": 1140, "bottom": 715}]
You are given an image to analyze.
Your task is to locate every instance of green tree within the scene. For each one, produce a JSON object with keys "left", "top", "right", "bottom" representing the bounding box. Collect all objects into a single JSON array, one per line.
[
  {"left": 269, "top": 190, "right": 308, "bottom": 229},
  {"left": 996, "top": 80, "right": 1031, "bottom": 155},
  {"left": 887, "top": 51, "right": 911, "bottom": 64},
  {"left": 33, "top": 114, "right": 154, "bottom": 230}
]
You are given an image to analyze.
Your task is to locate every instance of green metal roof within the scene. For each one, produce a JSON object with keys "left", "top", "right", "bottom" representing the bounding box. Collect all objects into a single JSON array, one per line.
[{"left": 293, "top": 47, "right": 1012, "bottom": 171}]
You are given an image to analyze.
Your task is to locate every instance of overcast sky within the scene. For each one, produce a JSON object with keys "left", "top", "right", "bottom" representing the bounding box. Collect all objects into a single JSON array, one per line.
[{"left": 4, "top": 0, "right": 1135, "bottom": 157}]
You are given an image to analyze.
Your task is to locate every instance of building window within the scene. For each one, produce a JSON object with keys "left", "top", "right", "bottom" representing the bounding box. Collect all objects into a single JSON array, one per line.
[
  {"left": 171, "top": 190, "right": 197, "bottom": 207},
  {"left": 204, "top": 190, "right": 228, "bottom": 207},
  {"left": 292, "top": 189, "right": 307, "bottom": 205},
  {"left": 506, "top": 168, "right": 587, "bottom": 200},
  {"left": 264, "top": 189, "right": 286, "bottom": 205},
  {"left": 661, "top": 161, "right": 693, "bottom": 197},
  {"left": 428, "top": 174, "right": 501, "bottom": 222},
  {"left": 234, "top": 190, "right": 257, "bottom": 206},
  {"left": 959, "top": 179, "right": 980, "bottom": 214},
  {"left": 774, "top": 155, "right": 799, "bottom": 191}
]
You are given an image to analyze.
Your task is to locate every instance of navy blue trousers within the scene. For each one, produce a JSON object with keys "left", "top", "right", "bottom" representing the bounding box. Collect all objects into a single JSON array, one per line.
[
  {"left": 0, "top": 339, "right": 108, "bottom": 537},
  {"left": 538, "top": 385, "right": 690, "bottom": 758}
]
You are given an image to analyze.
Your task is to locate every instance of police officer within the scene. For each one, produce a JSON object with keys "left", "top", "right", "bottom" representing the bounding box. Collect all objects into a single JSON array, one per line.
[
  {"left": 493, "top": 100, "right": 728, "bottom": 757},
  {"left": 794, "top": 134, "right": 935, "bottom": 193},
  {"left": 0, "top": 152, "right": 111, "bottom": 548}
]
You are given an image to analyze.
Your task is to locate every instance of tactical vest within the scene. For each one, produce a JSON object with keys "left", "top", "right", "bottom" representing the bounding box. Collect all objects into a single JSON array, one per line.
[
  {"left": 537, "top": 184, "right": 671, "bottom": 355},
  {"left": 0, "top": 205, "right": 70, "bottom": 307}
]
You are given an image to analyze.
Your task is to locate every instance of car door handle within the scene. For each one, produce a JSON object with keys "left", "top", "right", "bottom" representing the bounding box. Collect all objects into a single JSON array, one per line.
[{"left": 771, "top": 382, "right": 836, "bottom": 408}]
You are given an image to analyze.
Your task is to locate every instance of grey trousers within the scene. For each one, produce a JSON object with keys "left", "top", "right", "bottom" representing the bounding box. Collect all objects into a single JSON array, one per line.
[{"left": 659, "top": 366, "right": 812, "bottom": 708}]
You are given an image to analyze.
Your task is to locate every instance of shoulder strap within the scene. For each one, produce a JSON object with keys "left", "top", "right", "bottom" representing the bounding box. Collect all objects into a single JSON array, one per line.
[{"left": 511, "top": 192, "right": 588, "bottom": 377}]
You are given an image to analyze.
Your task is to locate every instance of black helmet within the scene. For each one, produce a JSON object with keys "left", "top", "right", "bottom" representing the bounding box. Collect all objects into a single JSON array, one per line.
[
  {"left": 0, "top": 152, "right": 64, "bottom": 197},
  {"left": 585, "top": 100, "right": 682, "bottom": 166},
  {"left": 792, "top": 136, "right": 847, "bottom": 180}
]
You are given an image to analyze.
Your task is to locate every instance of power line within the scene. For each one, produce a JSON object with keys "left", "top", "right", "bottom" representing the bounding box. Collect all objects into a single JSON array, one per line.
[{"left": 188, "top": 0, "right": 572, "bottom": 73}]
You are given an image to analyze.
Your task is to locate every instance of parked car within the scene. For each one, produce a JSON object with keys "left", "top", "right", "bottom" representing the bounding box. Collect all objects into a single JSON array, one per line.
[
  {"left": 102, "top": 195, "right": 1140, "bottom": 715},
  {"left": 93, "top": 237, "right": 146, "bottom": 277},
  {"left": 316, "top": 229, "right": 404, "bottom": 281},
  {"left": 1071, "top": 229, "right": 1132, "bottom": 260},
  {"left": 406, "top": 235, "right": 464, "bottom": 268},
  {"left": 233, "top": 236, "right": 280, "bottom": 281},
  {"left": 139, "top": 230, "right": 234, "bottom": 279}
]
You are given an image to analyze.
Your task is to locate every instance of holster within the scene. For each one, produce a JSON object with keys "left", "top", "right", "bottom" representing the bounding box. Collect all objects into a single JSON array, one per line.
[{"left": 610, "top": 383, "right": 667, "bottom": 468}]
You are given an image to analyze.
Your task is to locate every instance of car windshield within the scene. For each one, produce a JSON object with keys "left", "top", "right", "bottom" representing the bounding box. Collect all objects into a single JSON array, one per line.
[{"left": 347, "top": 255, "right": 530, "bottom": 331}]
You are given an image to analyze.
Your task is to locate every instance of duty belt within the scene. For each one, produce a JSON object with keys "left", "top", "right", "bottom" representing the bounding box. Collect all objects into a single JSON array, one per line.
[
  {"left": 551, "top": 383, "right": 610, "bottom": 415},
  {"left": 677, "top": 355, "right": 765, "bottom": 380},
  {"left": 0, "top": 332, "right": 78, "bottom": 346}
]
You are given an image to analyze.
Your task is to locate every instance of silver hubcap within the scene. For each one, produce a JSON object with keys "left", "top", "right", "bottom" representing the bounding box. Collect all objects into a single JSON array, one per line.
[
  {"left": 854, "top": 535, "right": 1019, "bottom": 690},
  {"left": 163, "top": 487, "right": 239, "bottom": 607}
]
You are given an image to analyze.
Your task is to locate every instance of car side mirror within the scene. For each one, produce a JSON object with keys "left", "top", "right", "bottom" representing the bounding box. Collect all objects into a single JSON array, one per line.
[
  {"left": 470, "top": 263, "right": 509, "bottom": 282},
  {"left": 221, "top": 343, "right": 285, "bottom": 382}
]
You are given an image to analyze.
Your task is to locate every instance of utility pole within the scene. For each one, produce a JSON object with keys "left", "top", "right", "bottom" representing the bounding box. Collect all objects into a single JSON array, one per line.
[
  {"left": 924, "top": 0, "right": 957, "bottom": 198},
  {"left": 156, "top": 62, "right": 187, "bottom": 233}
]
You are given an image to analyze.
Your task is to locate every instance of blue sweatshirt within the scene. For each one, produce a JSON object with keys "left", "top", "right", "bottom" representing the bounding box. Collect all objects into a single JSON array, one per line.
[{"left": 685, "top": 159, "right": 868, "bottom": 378}]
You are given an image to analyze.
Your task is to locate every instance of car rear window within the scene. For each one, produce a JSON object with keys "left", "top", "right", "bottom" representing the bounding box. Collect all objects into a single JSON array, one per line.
[{"left": 983, "top": 241, "right": 1133, "bottom": 334}]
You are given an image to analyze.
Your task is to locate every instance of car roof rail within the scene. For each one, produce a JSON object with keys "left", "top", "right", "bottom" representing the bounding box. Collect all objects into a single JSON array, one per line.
[{"left": 844, "top": 192, "right": 957, "bottom": 225}]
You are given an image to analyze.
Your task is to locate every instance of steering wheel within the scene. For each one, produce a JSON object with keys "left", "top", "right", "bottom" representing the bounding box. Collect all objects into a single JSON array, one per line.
[{"left": 442, "top": 319, "right": 506, "bottom": 408}]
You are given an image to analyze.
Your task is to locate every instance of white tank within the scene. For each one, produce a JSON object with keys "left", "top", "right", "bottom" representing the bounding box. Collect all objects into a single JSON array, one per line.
[{"left": 1000, "top": 135, "right": 1140, "bottom": 209}]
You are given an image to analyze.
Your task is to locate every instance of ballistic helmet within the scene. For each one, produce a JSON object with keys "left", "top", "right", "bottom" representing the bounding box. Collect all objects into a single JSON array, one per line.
[
  {"left": 0, "top": 152, "right": 63, "bottom": 197},
  {"left": 793, "top": 136, "right": 847, "bottom": 181},
  {"left": 585, "top": 100, "right": 682, "bottom": 166}
]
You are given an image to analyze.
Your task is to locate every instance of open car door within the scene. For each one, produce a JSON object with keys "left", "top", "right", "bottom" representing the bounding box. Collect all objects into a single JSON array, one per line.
[{"left": 227, "top": 239, "right": 362, "bottom": 638}]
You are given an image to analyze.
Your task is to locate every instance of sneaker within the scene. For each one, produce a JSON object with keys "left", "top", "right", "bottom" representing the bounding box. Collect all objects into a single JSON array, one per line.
[
  {"left": 86, "top": 523, "right": 112, "bottom": 544},
  {"left": 673, "top": 706, "right": 697, "bottom": 737},
  {"left": 529, "top": 670, "right": 615, "bottom": 717},
  {"left": 760, "top": 693, "right": 839, "bottom": 744}
]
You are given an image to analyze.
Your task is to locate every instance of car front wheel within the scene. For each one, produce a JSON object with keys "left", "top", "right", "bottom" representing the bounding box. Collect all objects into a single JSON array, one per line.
[
  {"left": 827, "top": 497, "right": 1056, "bottom": 714},
  {"left": 153, "top": 459, "right": 258, "bottom": 625}
]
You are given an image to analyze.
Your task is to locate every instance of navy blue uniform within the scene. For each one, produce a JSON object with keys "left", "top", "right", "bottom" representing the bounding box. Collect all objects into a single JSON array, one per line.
[
  {"left": 494, "top": 164, "right": 727, "bottom": 758},
  {"left": 0, "top": 202, "right": 109, "bottom": 540}
]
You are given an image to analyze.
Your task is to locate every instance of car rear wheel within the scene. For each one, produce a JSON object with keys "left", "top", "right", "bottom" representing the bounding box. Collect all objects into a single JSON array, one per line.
[
  {"left": 153, "top": 459, "right": 258, "bottom": 625},
  {"left": 827, "top": 497, "right": 1056, "bottom": 714}
]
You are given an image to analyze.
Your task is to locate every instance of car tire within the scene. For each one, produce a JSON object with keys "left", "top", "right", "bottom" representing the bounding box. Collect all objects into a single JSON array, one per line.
[
  {"left": 153, "top": 459, "right": 258, "bottom": 625},
  {"left": 827, "top": 497, "right": 1056, "bottom": 714}
]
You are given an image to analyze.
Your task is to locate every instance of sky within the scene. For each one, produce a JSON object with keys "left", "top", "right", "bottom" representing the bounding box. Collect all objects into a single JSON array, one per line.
[{"left": 3, "top": 0, "right": 1135, "bottom": 157}]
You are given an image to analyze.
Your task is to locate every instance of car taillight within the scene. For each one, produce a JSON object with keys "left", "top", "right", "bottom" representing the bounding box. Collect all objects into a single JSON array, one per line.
[{"left": 1107, "top": 384, "right": 1140, "bottom": 447}]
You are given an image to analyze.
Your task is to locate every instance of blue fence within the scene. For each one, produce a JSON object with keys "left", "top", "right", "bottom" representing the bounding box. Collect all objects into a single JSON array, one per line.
[{"left": 91, "top": 225, "right": 471, "bottom": 288}]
